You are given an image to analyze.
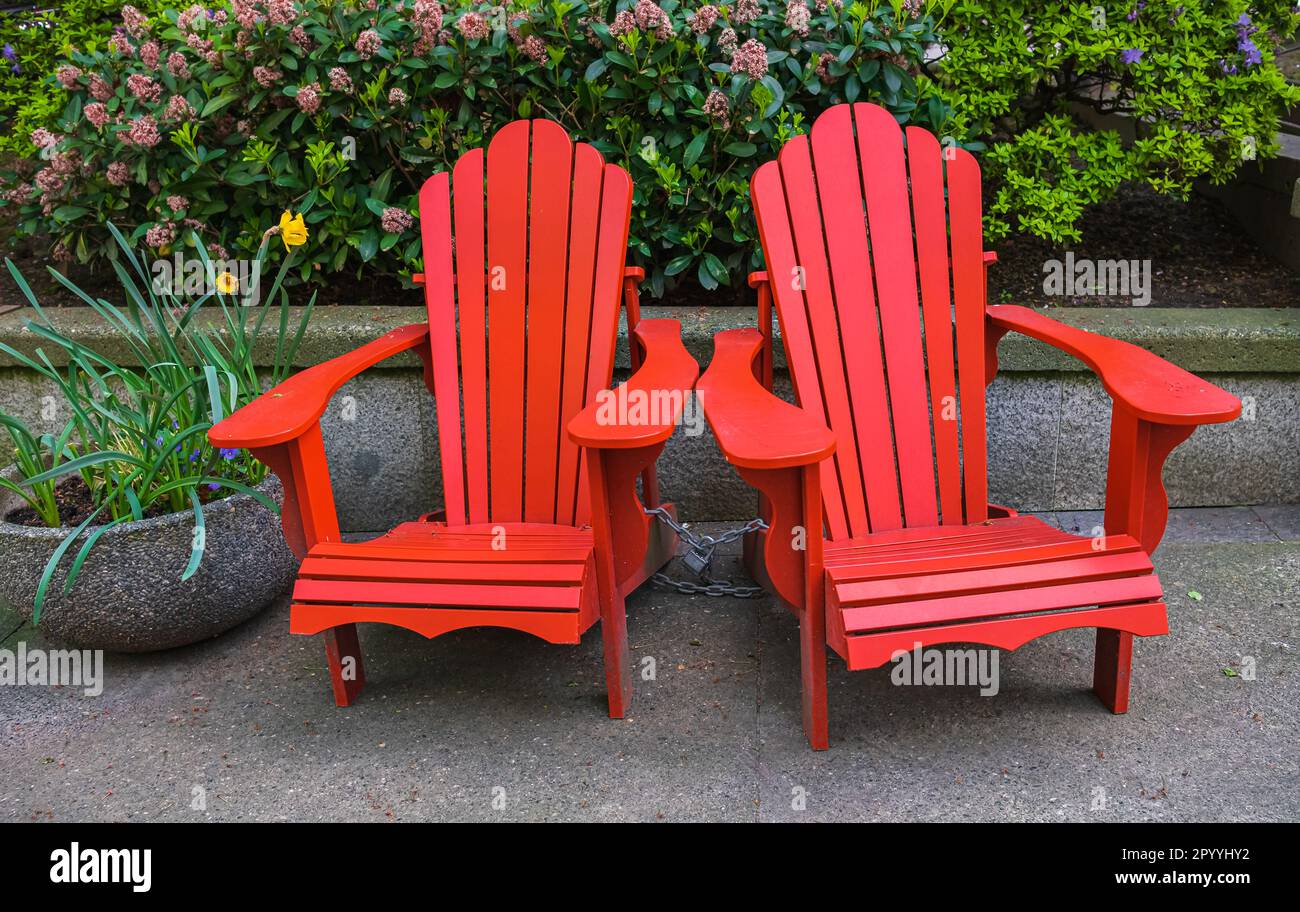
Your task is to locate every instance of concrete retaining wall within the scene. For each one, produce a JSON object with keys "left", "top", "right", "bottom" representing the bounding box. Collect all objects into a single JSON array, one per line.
[{"left": 2, "top": 305, "right": 1297, "bottom": 531}]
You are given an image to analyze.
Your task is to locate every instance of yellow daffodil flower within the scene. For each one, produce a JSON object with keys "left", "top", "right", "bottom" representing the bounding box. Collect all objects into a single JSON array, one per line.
[
  {"left": 278, "top": 210, "right": 308, "bottom": 249},
  {"left": 215, "top": 271, "right": 238, "bottom": 294}
]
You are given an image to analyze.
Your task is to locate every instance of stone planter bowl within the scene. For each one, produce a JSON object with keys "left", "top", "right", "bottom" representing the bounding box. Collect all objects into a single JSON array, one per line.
[{"left": 0, "top": 467, "right": 297, "bottom": 652}]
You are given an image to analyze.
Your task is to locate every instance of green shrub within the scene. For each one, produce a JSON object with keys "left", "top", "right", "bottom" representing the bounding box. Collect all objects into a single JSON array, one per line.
[
  {"left": 933, "top": 1, "right": 1300, "bottom": 244},
  {"left": 0, "top": 0, "right": 949, "bottom": 297},
  {"left": 0, "top": 0, "right": 172, "bottom": 158}
]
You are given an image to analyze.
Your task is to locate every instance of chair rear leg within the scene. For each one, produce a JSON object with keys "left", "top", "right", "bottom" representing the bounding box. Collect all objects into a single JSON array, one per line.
[
  {"left": 325, "top": 624, "right": 366, "bottom": 706},
  {"left": 1093, "top": 628, "right": 1132, "bottom": 714},
  {"left": 800, "top": 605, "right": 829, "bottom": 750},
  {"left": 600, "top": 585, "right": 632, "bottom": 719}
]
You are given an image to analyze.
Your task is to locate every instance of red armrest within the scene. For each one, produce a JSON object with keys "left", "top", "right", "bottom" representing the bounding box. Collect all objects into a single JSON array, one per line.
[
  {"left": 987, "top": 305, "right": 1240, "bottom": 426},
  {"left": 210, "top": 323, "right": 431, "bottom": 448},
  {"left": 567, "top": 319, "right": 699, "bottom": 449},
  {"left": 697, "top": 328, "right": 835, "bottom": 469}
]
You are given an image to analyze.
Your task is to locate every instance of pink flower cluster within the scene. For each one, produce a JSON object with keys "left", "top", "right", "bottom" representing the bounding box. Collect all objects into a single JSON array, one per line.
[
  {"left": 254, "top": 66, "right": 281, "bottom": 88},
  {"left": 457, "top": 12, "right": 489, "bottom": 41},
  {"left": 140, "top": 40, "right": 161, "bottom": 69},
  {"left": 381, "top": 207, "right": 414, "bottom": 233},
  {"left": 167, "top": 195, "right": 189, "bottom": 211},
  {"left": 687, "top": 5, "right": 718, "bottom": 33},
  {"left": 634, "top": 0, "right": 675, "bottom": 39},
  {"left": 109, "top": 32, "right": 134, "bottom": 57},
  {"left": 290, "top": 25, "right": 313, "bottom": 52},
  {"left": 389, "top": 87, "right": 408, "bottom": 105},
  {"left": 30, "top": 128, "right": 60, "bottom": 150},
  {"left": 145, "top": 221, "right": 178, "bottom": 249},
  {"left": 168, "top": 52, "right": 190, "bottom": 79},
  {"left": 732, "top": 0, "right": 761, "bottom": 25},
  {"left": 89, "top": 74, "right": 113, "bottom": 101},
  {"left": 56, "top": 65, "right": 81, "bottom": 89},
  {"left": 120, "top": 4, "right": 150, "bottom": 39},
  {"left": 518, "top": 35, "right": 547, "bottom": 64},
  {"left": 35, "top": 167, "right": 66, "bottom": 197},
  {"left": 411, "top": 0, "right": 445, "bottom": 55},
  {"left": 166, "top": 95, "right": 195, "bottom": 120},
  {"left": 233, "top": 0, "right": 263, "bottom": 29},
  {"left": 177, "top": 4, "right": 206, "bottom": 30},
  {"left": 123, "top": 114, "right": 161, "bottom": 147},
  {"left": 814, "top": 51, "right": 834, "bottom": 83},
  {"left": 610, "top": 10, "right": 636, "bottom": 37},
  {"left": 355, "top": 29, "right": 382, "bottom": 59},
  {"left": 785, "top": 0, "right": 810, "bottom": 37},
  {"left": 328, "top": 67, "right": 353, "bottom": 92},
  {"left": 267, "top": 0, "right": 296, "bottom": 26},
  {"left": 296, "top": 83, "right": 322, "bottom": 114},
  {"left": 2, "top": 182, "right": 33, "bottom": 204},
  {"left": 703, "top": 89, "right": 730, "bottom": 130},
  {"left": 186, "top": 29, "right": 217, "bottom": 66},
  {"left": 730, "top": 39, "right": 768, "bottom": 79},
  {"left": 127, "top": 73, "right": 162, "bottom": 103},
  {"left": 106, "top": 162, "right": 131, "bottom": 187},
  {"left": 85, "top": 102, "right": 109, "bottom": 129}
]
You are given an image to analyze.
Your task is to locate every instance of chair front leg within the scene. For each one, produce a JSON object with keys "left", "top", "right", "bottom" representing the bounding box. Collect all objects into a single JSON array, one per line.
[
  {"left": 737, "top": 462, "right": 828, "bottom": 750},
  {"left": 251, "top": 426, "right": 362, "bottom": 706},
  {"left": 584, "top": 442, "right": 669, "bottom": 719},
  {"left": 1094, "top": 402, "right": 1197, "bottom": 713}
]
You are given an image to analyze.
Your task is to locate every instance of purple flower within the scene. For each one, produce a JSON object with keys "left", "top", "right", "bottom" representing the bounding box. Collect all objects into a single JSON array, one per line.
[
  {"left": 2, "top": 44, "right": 15, "bottom": 61},
  {"left": 207, "top": 483, "right": 220, "bottom": 491},
  {"left": 1119, "top": 48, "right": 1144, "bottom": 65},
  {"left": 219, "top": 447, "right": 240, "bottom": 460},
  {"left": 1238, "top": 37, "right": 1261, "bottom": 67},
  {"left": 1235, "top": 14, "right": 1261, "bottom": 68}
]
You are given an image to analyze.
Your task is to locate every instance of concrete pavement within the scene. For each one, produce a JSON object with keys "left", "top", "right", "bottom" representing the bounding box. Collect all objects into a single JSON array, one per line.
[{"left": 2, "top": 506, "right": 1297, "bottom": 822}]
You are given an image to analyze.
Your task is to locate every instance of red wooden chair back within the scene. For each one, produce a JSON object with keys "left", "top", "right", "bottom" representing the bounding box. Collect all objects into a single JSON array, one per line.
[
  {"left": 751, "top": 102, "right": 989, "bottom": 540},
  {"left": 417, "top": 120, "right": 634, "bottom": 528}
]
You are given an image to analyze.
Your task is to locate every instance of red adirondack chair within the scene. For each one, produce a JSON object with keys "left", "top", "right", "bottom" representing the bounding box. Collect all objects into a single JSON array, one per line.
[
  {"left": 697, "top": 103, "right": 1241, "bottom": 749},
  {"left": 210, "top": 120, "right": 697, "bottom": 717}
]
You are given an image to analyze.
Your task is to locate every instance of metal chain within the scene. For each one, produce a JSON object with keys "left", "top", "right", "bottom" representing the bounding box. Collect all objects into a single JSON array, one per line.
[{"left": 644, "top": 507, "right": 769, "bottom": 599}]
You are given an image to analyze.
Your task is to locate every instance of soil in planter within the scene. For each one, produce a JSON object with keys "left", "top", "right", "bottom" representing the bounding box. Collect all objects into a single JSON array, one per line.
[
  {"left": 989, "top": 183, "right": 1300, "bottom": 308},
  {"left": 3, "top": 476, "right": 234, "bottom": 527}
]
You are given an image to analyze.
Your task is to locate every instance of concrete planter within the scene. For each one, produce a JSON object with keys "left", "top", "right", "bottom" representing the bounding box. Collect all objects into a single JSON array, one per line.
[{"left": 0, "top": 469, "right": 296, "bottom": 652}]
